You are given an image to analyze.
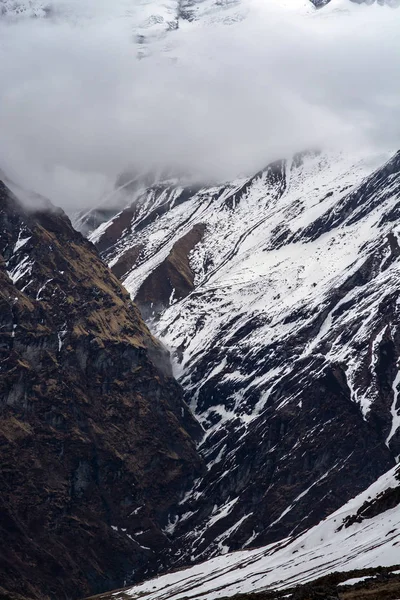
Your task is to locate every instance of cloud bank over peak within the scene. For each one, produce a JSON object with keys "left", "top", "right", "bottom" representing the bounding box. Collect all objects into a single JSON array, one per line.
[{"left": 0, "top": 0, "right": 399, "bottom": 211}]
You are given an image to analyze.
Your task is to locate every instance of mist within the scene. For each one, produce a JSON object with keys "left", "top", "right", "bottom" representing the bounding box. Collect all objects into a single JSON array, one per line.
[{"left": 0, "top": 0, "right": 399, "bottom": 212}]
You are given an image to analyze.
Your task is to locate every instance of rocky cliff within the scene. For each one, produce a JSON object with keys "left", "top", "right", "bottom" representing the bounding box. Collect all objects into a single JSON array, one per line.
[{"left": 0, "top": 181, "right": 203, "bottom": 600}]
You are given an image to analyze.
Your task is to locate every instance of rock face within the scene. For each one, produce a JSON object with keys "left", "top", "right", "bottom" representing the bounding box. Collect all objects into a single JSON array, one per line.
[
  {"left": 309, "top": 0, "right": 332, "bottom": 7},
  {"left": 81, "top": 149, "right": 400, "bottom": 567},
  {"left": 0, "top": 181, "right": 203, "bottom": 600}
]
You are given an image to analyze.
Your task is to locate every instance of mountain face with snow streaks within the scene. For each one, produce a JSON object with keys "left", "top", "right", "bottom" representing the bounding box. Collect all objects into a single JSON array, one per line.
[{"left": 80, "top": 149, "right": 400, "bottom": 566}]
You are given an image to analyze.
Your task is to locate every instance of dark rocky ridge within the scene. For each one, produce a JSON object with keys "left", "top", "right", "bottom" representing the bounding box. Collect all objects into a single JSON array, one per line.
[
  {"left": 309, "top": 0, "right": 332, "bottom": 8},
  {"left": 0, "top": 181, "right": 203, "bottom": 600}
]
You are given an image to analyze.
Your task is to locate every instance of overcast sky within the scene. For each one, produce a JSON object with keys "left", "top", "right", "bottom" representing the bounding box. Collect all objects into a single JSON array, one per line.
[{"left": 0, "top": 0, "right": 399, "bottom": 211}]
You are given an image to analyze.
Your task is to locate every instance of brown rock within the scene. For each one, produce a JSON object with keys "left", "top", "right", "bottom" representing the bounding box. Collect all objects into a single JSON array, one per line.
[{"left": 135, "top": 223, "right": 206, "bottom": 318}]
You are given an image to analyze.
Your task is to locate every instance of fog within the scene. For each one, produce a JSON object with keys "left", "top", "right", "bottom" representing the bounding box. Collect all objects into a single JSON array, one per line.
[{"left": 0, "top": 0, "right": 399, "bottom": 212}]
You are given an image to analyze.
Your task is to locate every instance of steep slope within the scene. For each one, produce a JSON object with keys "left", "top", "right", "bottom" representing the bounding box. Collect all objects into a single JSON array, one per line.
[
  {"left": 85, "top": 463, "right": 400, "bottom": 600},
  {"left": 0, "top": 181, "right": 203, "bottom": 600},
  {"left": 84, "top": 149, "right": 400, "bottom": 565}
]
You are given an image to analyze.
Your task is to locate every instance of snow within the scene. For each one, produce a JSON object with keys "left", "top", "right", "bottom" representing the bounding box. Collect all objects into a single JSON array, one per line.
[
  {"left": 2, "top": 0, "right": 374, "bottom": 71},
  {"left": 268, "top": 463, "right": 340, "bottom": 529},
  {"left": 7, "top": 255, "right": 33, "bottom": 284},
  {"left": 13, "top": 233, "right": 31, "bottom": 253},
  {"left": 108, "top": 465, "right": 400, "bottom": 600},
  {"left": 89, "top": 219, "right": 117, "bottom": 247},
  {"left": 386, "top": 366, "right": 400, "bottom": 448},
  {"left": 208, "top": 498, "right": 239, "bottom": 528},
  {"left": 57, "top": 324, "right": 67, "bottom": 351},
  {"left": 337, "top": 576, "right": 375, "bottom": 587},
  {"left": 0, "top": 0, "right": 254, "bottom": 57},
  {"left": 36, "top": 278, "right": 53, "bottom": 300},
  {"left": 121, "top": 149, "right": 396, "bottom": 431}
]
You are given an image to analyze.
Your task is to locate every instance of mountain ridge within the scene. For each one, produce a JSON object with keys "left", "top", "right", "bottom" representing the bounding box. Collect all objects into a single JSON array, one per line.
[{"left": 0, "top": 180, "right": 203, "bottom": 600}]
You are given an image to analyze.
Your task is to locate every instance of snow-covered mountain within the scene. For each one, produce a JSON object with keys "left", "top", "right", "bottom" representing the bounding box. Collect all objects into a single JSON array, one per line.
[
  {"left": 89, "top": 463, "right": 400, "bottom": 600},
  {"left": 2, "top": 0, "right": 400, "bottom": 598},
  {"left": 77, "top": 148, "right": 400, "bottom": 567}
]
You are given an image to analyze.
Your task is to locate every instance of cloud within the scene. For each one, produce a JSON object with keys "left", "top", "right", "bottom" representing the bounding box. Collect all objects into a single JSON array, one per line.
[{"left": 0, "top": 0, "right": 399, "bottom": 211}]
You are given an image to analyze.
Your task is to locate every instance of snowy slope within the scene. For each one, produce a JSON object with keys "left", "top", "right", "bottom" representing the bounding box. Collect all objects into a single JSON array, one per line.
[
  {"left": 101, "top": 464, "right": 400, "bottom": 600},
  {"left": 82, "top": 148, "right": 400, "bottom": 563}
]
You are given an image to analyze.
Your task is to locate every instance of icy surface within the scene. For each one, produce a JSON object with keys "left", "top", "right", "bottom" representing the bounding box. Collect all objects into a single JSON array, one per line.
[{"left": 387, "top": 367, "right": 400, "bottom": 449}]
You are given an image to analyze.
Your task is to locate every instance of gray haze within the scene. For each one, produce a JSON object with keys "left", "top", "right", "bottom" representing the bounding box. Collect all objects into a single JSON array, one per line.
[{"left": 0, "top": 0, "right": 399, "bottom": 211}]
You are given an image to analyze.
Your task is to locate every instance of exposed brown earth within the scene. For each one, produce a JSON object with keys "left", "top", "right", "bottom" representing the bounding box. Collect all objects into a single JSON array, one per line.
[
  {"left": 95, "top": 207, "right": 137, "bottom": 254},
  {"left": 0, "top": 182, "right": 203, "bottom": 600},
  {"left": 111, "top": 244, "right": 144, "bottom": 279},
  {"left": 135, "top": 223, "right": 206, "bottom": 319}
]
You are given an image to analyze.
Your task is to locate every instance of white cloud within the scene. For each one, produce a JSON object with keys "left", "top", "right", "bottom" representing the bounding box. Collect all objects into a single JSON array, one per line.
[{"left": 0, "top": 0, "right": 399, "bottom": 211}]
